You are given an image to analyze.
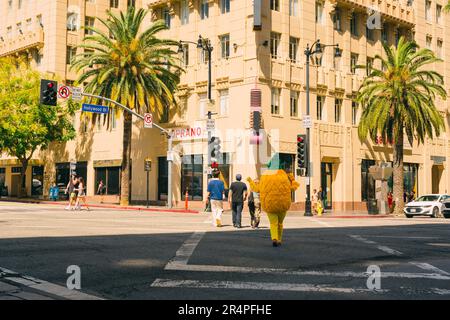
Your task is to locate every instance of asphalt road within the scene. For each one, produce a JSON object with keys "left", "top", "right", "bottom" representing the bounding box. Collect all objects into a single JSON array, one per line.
[{"left": 0, "top": 202, "right": 449, "bottom": 300}]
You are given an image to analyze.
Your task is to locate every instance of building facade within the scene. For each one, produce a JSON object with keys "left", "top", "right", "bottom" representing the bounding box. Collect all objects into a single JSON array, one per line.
[{"left": 1, "top": 0, "right": 449, "bottom": 211}]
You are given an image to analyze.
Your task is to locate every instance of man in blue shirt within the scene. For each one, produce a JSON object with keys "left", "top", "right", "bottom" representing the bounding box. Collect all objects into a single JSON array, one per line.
[{"left": 207, "top": 169, "right": 225, "bottom": 227}]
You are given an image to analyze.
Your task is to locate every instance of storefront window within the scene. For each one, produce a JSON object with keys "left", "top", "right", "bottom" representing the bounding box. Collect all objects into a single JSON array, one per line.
[
  {"left": 181, "top": 155, "right": 203, "bottom": 201},
  {"left": 361, "top": 159, "right": 376, "bottom": 201},
  {"left": 31, "top": 166, "right": 44, "bottom": 196},
  {"left": 95, "top": 167, "right": 120, "bottom": 195},
  {"left": 56, "top": 162, "right": 88, "bottom": 193},
  {"left": 387, "top": 163, "right": 418, "bottom": 198},
  {"left": 0, "top": 168, "right": 6, "bottom": 196}
]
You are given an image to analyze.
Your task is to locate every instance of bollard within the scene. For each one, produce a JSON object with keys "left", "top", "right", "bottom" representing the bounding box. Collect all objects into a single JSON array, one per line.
[{"left": 185, "top": 189, "right": 189, "bottom": 210}]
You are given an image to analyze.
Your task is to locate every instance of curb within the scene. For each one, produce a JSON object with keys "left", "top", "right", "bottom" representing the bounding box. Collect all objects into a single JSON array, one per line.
[{"left": 0, "top": 199, "right": 200, "bottom": 214}]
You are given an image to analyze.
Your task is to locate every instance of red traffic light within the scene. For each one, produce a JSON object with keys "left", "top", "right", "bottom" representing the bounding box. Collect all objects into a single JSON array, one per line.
[
  {"left": 47, "top": 82, "right": 54, "bottom": 89},
  {"left": 211, "top": 162, "right": 219, "bottom": 169},
  {"left": 297, "top": 136, "right": 304, "bottom": 143}
]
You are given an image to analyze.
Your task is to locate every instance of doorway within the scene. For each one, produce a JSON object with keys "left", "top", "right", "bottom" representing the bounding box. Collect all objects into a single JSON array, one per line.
[
  {"left": 321, "top": 162, "right": 333, "bottom": 210},
  {"left": 158, "top": 157, "right": 168, "bottom": 201},
  {"left": 432, "top": 165, "right": 443, "bottom": 194}
]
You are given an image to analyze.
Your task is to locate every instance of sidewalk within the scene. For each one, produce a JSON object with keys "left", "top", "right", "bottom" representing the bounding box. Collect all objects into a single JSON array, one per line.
[
  {"left": 0, "top": 280, "right": 55, "bottom": 300},
  {"left": 0, "top": 197, "right": 199, "bottom": 214}
]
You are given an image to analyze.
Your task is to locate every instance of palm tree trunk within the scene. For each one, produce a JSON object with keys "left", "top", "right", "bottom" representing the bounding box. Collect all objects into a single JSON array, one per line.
[
  {"left": 393, "top": 130, "right": 404, "bottom": 216},
  {"left": 120, "top": 111, "right": 132, "bottom": 206}
]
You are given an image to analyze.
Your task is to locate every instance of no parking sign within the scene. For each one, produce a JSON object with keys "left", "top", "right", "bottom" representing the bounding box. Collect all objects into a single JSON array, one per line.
[{"left": 144, "top": 113, "right": 153, "bottom": 128}]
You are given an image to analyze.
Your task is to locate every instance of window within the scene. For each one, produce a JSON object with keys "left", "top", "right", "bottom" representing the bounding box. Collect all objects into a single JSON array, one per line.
[
  {"left": 436, "top": 5, "right": 442, "bottom": 24},
  {"left": 289, "top": 0, "right": 298, "bottom": 16},
  {"left": 333, "top": 8, "right": 342, "bottom": 31},
  {"left": 221, "top": 0, "right": 230, "bottom": 14},
  {"left": 181, "top": 155, "right": 204, "bottom": 201},
  {"left": 425, "top": 1, "right": 432, "bottom": 21},
  {"left": 162, "top": 7, "right": 171, "bottom": 28},
  {"left": 271, "top": 88, "right": 281, "bottom": 115},
  {"left": 200, "top": 0, "right": 209, "bottom": 19},
  {"left": 68, "top": 12, "right": 84, "bottom": 30},
  {"left": 270, "top": 0, "right": 280, "bottom": 11},
  {"left": 220, "top": 34, "right": 230, "bottom": 59},
  {"left": 270, "top": 32, "right": 281, "bottom": 59},
  {"left": 437, "top": 40, "right": 443, "bottom": 59},
  {"left": 127, "top": 0, "right": 135, "bottom": 6},
  {"left": 381, "top": 23, "right": 388, "bottom": 43},
  {"left": 316, "top": 96, "right": 324, "bottom": 120},
  {"left": 180, "top": 0, "right": 189, "bottom": 24},
  {"left": 366, "top": 26, "right": 374, "bottom": 41},
  {"left": 334, "top": 99, "right": 342, "bottom": 123},
  {"left": 110, "top": 0, "right": 119, "bottom": 8},
  {"left": 352, "top": 101, "right": 358, "bottom": 125},
  {"left": 289, "top": 37, "right": 299, "bottom": 62},
  {"left": 361, "top": 159, "right": 376, "bottom": 201},
  {"left": 181, "top": 43, "right": 189, "bottom": 66},
  {"left": 334, "top": 49, "right": 342, "bottom": 70},
  {"left": 66, "top": 46, "right": 76, "bottom": 65},
  {"left": 350, "top": 12, "right": 358, "bottom": 36},
  {"left": 219, "top": 90, "right": 229, "bottom": 116},
  {"left": 316, "top": 1, "right": 324, "bottom": 25},
  {"left": 366, "top": 57, "right": 374, "bottom": 76},
  {"left": 290, "top": 91, "right": 299, "bottom": 117},
  {"left": 351, "top": 53, "right": 358, "bottom": 74},
  {"left": 85, "top": 16, "right": 95, "bottom": 35},
  {"left": 199, "top": 93, "right": 207, "bottom": 118},
  {"left": 426, "top": 35, "right": 432, "bottom": 49},
  {"left": 95, "top": 167, "right": 120, "bottom": 195}
]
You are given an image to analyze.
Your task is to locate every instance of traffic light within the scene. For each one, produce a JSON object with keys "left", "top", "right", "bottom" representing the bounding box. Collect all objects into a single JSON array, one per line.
[
  {"left": 40, "top": 79, "right": 58, "bottom": 106},
  {"left": 297, "top": 134, "right": 308, "bottom": 173},
  {"left": 251, "top": 110, "right": 261, "bottom": 131},
  {"left": 209, "top": 136, "right": 221, "bottom": 161}
]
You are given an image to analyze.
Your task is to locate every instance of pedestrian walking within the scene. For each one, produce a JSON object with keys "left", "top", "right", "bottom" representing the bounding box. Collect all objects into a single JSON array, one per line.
[
  {"left": 228, "top": 174, "right": 248, "bottom": 228},
  {"left": 312, "top": 188, "right": 318, "bottom": 214},
  {"left": 64, "top": 174, "right": 78, "bottom": 211},
  {"left": 74, "top": 177, "right": 90, "bottom": 211},
  {"left": 248, "top": 179, "right": 261, "bottom": 228},
  {"left": 318, "top": 186, "right": 325, "bottom": 213},
  {"left": 206, "top": 169, "right": 225, "bottom": 227}
]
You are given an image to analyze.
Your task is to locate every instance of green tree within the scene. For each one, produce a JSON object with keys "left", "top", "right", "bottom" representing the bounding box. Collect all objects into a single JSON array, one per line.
[
  {"left": 0, "top": 57, "right": 76, "bottom": 197},
  {"left": 445, "top": 2, "right": 450, "bottom": 12},
  {"left": 71, "top": 7, "right": 181, "bottom": 206},
  {"left": 357, "top": 37, "right": 446, "bottom": 215}
]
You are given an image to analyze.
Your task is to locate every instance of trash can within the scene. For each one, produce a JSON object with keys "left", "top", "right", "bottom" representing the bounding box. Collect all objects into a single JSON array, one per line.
[{"left": 367, "top": 199, "right": 379, "bottom": 215}]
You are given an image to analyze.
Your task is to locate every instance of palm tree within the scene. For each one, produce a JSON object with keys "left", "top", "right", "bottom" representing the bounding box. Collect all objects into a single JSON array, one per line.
[
  {"left": 357, "top": 37, "right": 446, "bottom": 216},
  {"left": 71, "top": 7, "right": 181, "bottom": 206}
]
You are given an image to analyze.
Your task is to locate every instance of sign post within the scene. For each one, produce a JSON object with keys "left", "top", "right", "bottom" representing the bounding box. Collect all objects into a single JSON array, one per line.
[
  {"left": 144, "top": 113, "right": 153, "bottom": 128},
  {"left": 144, "top": 158, "right": 152, "bottom": 208}
]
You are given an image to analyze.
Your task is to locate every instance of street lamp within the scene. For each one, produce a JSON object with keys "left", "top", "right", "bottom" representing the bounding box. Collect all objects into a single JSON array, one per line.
[{"left": 303, "top": 39, "right": 341, "bottom": 217}]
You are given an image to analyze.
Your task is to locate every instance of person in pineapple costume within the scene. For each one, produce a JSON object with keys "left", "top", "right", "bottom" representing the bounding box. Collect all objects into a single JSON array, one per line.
[{"left": 247, "top": 170, "right": 299, "bottom": 247}]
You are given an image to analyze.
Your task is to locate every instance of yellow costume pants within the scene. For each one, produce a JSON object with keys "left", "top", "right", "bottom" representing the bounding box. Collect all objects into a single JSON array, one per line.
[{"left": 267, "top": 212, "right": 287, "bottom": 242}]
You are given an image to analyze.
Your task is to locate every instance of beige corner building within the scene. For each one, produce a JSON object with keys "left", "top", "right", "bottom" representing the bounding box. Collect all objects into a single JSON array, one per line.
[{"left": 0, "top": 0, "right": 449, "bottom": 211}]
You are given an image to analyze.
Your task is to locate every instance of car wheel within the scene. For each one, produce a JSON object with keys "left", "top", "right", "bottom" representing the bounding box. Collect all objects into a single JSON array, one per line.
[
  {"left": 405, "top": 214, "right": 413, "bottom": 218},
  {"left": 432, "top": 207, "right": 439, "bottom": 218}
]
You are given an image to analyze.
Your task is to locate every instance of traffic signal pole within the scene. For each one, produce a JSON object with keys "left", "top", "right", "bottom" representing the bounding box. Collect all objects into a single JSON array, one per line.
[
  {"left": 81, "top": 92, "right": 175, "bottom": 209},
  {"left": 304, "top": 47, "right": 313, "bottom": 217}
]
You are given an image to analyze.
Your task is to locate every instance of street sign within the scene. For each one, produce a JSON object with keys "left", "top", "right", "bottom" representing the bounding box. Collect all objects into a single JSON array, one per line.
[
  {"left": 58, "top": 85, "right": 71, "bottom": 99},
  {"left": 206, "top": 119, "right": 215, "bottom": 131},
  {"left": 144, "top": 113, "right": 153, "bottom": 128},
  {"left": 167, "top": 151, "right": 175, "bottom": 161},
  {"left": 71, "top": 87, "right": 83, "bottom": 101},
  {"left": 302, "top": 115, "right": 312, "bottom": 129},
  {"left": 82, "top": 104, "right": 109, "bottom": 114},
  {"left": 144, "top": 159, "right": 152, "bottom": 172}
]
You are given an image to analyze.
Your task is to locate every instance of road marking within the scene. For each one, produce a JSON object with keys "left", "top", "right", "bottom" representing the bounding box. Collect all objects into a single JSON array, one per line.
[
  {"left": 409, "top": 262, "right": 450, "bottom": 276},
  {"left": 349, "top": 235, "right": 403, "bottom": 256},
  {"left": 166, "top": 232, "right": 205, "bottom": 268},
  {"left": 151, "top": 278, "right": 388, "bottom": 294},
  {"left": 431, "top": 288, "right": 450, "bottom": 295},
  {"left": 311, "top": 219, "right": 334, "bottom": 228},
  {"left": 0, "top": 267, "right": 103, "bottom": 300},
  {"left": 427, "top": 243, "right": 450, "bottom": 247},
  {"left": 165, "top": 263, "right": 450, "bottom": 280}
]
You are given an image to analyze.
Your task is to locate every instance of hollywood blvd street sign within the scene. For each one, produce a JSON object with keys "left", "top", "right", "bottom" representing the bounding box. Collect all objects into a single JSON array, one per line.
[{"left": 82, "top": 104, "right": 109, "bottom": 114}]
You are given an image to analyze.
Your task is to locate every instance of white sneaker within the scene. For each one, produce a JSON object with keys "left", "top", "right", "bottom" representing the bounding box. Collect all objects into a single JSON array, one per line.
[{"left": 65, "top": 206, "right": 70, "bottom": 210}]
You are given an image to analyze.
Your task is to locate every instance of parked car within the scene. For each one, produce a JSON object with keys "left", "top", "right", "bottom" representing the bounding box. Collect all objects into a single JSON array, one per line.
[
  {"left": 403, "top": 194, "right": 450, "bottom": 218},
  {"left": 440, "top": 199, "right": 450, "bottom": 219}
]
